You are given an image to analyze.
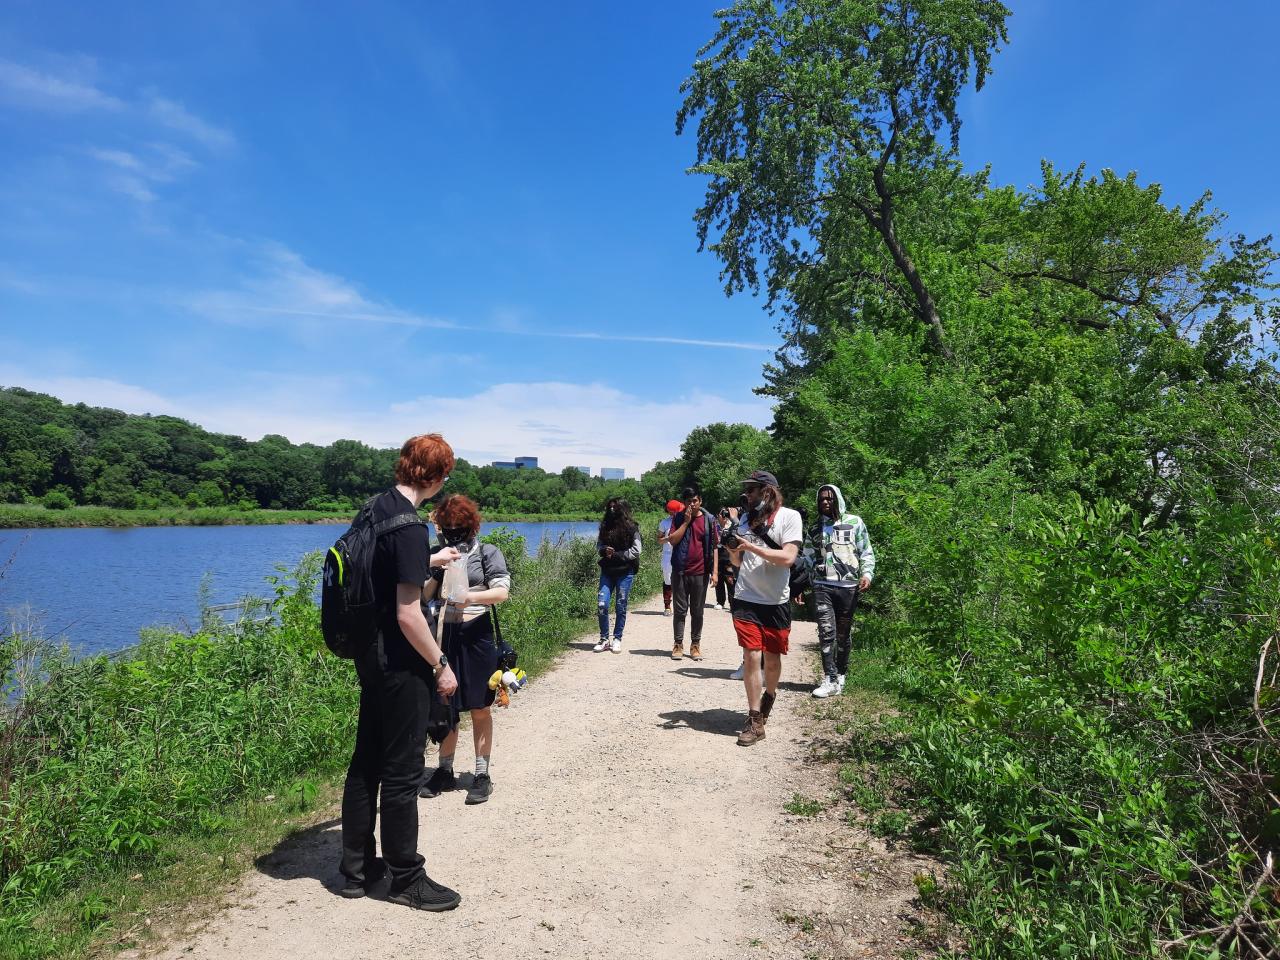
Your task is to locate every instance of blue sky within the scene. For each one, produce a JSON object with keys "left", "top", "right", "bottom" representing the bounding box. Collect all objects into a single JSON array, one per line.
[{"left": 1, "top": 1, "right": 1276, "bottom": 476}]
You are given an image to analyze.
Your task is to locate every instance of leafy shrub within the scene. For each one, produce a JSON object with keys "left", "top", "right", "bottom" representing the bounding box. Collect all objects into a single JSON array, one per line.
[{"left": 39, "top": 491, "right": 72, "bottom": 511}]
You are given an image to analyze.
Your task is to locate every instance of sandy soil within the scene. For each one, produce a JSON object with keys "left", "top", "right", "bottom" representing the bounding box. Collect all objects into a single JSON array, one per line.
[{"left": 144, "top": 594, "right": 933, "bottom": 960}]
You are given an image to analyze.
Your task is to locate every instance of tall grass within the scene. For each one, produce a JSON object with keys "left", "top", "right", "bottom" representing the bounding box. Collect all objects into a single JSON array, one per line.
[{"left": 0, "top": 527, "right": 659, "bottom": 959}]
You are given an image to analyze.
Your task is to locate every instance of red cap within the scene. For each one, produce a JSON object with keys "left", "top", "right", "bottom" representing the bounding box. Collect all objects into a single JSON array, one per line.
[{"left": 666, "top": 499, "right": 685, "bottom": 514}]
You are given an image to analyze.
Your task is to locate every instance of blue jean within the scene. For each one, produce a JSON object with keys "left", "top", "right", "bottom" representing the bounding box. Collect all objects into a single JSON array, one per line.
[{"left": 597, "top": 571, "right": 635, "bottom": 640}]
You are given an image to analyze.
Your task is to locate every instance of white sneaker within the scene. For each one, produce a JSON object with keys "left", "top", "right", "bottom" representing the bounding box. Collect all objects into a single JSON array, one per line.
[
  {"left": 713, "top": 603, "right": 724, "bottom": 610},
  {"left": 610, "top": 639, "right": 622, "bottom": 654},
  {"left": 812, "top": 678, "right": 839, "bottom": 698},
  {"left": 836, "top": 674, "right": 845, "bottom": 693},
  {"left": 663, "top": 609, "right": 672, "bottom": 617},
  {"left": 592, "top": 638, "right": 609, "bottom": 652},
  {"left": 729, "top": 663, "right": 745, "bottom": 680}
]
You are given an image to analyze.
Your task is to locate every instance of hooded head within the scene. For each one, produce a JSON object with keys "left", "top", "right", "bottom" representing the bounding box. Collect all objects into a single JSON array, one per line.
[{"left": 816, "top": 484, "right": 847, "bottom": 520}]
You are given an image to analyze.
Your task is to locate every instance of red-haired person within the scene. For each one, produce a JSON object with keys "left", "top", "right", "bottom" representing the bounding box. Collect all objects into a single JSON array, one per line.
[
  {"left": 418, "top": 494, "right": 511, "bottom": 805},
  {"left": 339, "top": 434, "right": 464, "bottom": 912},
  {"left": 722, "top": 471, "right": 803, "bottom": 747}
]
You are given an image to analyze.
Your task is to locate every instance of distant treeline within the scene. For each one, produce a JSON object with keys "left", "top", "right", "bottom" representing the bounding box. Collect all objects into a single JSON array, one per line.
[{"left": 0, "top": 387, "right": 685, "bottom": 517}]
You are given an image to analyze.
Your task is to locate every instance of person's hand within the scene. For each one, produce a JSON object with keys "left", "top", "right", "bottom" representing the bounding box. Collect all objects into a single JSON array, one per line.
[
  {"left": 603, "top": 545, "right": 616, "bottom": 559},
  {"left": 859, "top": 575, "right": 872, "bottom": 592},
  {"left": 447, "top": 590, "right": 471, "bottom": 608},
  {"left": 436, "top": 664, "right": 458, "bottom": 697},
  {"left": 430, "top": 546, "right": 461, "bottom": 568},
  {"left": 709, "top": 573, "right": 718, "bottom": 587}
]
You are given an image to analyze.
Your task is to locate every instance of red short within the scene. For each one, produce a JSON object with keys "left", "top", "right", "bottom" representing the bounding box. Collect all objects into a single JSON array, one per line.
[{"left": 733, "top": 617, "right": 790, "bottom": 655}]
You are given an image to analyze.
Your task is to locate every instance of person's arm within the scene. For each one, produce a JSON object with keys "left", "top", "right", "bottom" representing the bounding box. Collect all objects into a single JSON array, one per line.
[
  {"left": 657, "top": 521, "right": 671, "bottom": 545},
  {"left": 667, "top": 512, "right": 692, "bottom": 547},
  {"left": 619, "top": 530, "right": 642, "bottom": 561},
  {"left": 397, "top": 583, "right": 457, "bottom": 695},
  {"left": 738, "top": 539, "right": 799, "bottom": 567},
  {"left": 856, "top": 518, "right": 875, "bottom": 590}
]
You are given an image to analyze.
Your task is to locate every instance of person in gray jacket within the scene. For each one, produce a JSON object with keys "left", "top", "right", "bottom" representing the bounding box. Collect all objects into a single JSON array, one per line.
[
  {"left": 593, "top": 497, "right": 642, "bottom": 654},
  {"left": 804, "top": 484, "right": 875, "bottom": 698}
]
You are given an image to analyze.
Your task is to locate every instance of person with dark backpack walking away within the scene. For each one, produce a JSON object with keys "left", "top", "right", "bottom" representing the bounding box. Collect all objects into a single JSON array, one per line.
[
  {"left": 336, "top": 433, "right": 465, "bottom": 912},
  {"left": 418, "top": 494, "right": 511, "bottom": 805}
]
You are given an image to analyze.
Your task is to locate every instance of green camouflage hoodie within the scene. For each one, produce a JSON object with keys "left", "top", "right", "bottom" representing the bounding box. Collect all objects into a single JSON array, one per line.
[{"left": 805, "top": 484, "right": 875, "bottom": 587}]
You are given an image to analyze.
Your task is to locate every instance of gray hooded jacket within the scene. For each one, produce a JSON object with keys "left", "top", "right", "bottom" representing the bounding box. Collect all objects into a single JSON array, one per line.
[{"left": 804, "top": 484, "right": 875, "bottom": 587}]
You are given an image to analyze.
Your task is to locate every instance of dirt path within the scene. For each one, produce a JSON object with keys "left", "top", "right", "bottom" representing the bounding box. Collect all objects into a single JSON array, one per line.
[{"left": 148, "top": 595, "right": 930, "bottom": 960}]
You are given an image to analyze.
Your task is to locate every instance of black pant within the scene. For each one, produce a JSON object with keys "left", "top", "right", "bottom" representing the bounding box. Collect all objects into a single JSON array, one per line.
[
  {"left": 341, "top": 654, "right": 433, "bottom": 893},
  {"left": 814, "top": 583, "right": 860, "bottom": 679},
  {"left": 672, "top": 572, "right": 709, "bottom": 645},
  {"left": 714, "top": 564, "right": 737, "bottom": 606}
]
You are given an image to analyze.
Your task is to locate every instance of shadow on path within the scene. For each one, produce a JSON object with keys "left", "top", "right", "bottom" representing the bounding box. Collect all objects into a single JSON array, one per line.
[
  {"left": 254, "top": 817, "right": 348, "bottom": 897},
  {"left": 657, "top": 708, "right": 743, "bottom": 737}
]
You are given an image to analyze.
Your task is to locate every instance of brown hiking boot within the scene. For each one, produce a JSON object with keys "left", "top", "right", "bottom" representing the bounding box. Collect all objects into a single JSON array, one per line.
[
  {"left": 737, "top": 710, "right": 766, "bottom": 746},
  {"left": 689, "top": 642, "right": 702, "bottom": 661},
  {"left": 671, "top": 643, "right": 683, "bottom": 660},
  {"left": 760, "top": 690, "right": 776, "bottom": 724}
]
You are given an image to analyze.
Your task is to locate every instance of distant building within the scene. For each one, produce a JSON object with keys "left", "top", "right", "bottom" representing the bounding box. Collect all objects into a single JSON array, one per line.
[
  {"left": 600, "top": 467, "right": 625, "bottom": 481},
  {"left": 490, "top": 456, "right": 540, "bottom": 470},
  {"left": 572, "top": 466, "right": 591, "bottom": 476}
]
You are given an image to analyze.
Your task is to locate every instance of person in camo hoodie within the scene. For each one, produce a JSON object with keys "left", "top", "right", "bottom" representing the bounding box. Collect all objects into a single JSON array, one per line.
[{"left": 805, "top": 484, "right": 875, "bottom": 698}]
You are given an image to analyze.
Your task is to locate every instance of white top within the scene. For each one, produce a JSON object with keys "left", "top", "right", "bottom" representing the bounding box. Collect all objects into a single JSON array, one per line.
[
  {"left": 658, "top": 516, "right": 673, "bottom": 565},
  {"left": 733, "top": 506, "right": 804, "bottom": 606}
]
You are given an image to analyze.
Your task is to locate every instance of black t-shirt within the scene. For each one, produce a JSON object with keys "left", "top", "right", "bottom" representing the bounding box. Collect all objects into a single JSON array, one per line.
[{"left": 369, "top": 488, "right": 431, "bottom": 672}]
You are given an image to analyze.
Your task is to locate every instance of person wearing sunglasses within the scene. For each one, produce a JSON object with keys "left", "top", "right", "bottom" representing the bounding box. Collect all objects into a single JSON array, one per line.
[
  {"left": 418, "top": 494, "right": 511, "bottom": 805},
  {"left": 722, "top": 471, "right": 803, "bottom": 746}
]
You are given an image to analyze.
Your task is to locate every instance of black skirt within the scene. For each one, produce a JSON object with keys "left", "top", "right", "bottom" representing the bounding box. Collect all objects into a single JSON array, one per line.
[{"left": 440, "top": 614, "right": 500, "bottom": 712}]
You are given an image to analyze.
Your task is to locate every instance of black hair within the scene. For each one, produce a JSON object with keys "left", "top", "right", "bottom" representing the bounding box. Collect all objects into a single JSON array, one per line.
[
  {"left": 599, "top": 497, "right": 638, "bottom": 550},
  {"left": 680, "top": 486, "right": 699, "bottom": 501}
]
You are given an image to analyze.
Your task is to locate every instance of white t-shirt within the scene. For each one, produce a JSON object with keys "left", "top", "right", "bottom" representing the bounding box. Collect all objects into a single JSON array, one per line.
[
  {"left": 658, "top": 516, "right": 673, "bottom": 566},
  {"left": 733, "top": 506, "right": 804, "bottom": 606}
]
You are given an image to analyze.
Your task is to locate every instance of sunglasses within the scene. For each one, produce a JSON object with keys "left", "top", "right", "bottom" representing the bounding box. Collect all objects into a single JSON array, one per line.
[
  {"left": 441, "top": 526, "right": 472, "bottom": 542},
  {"left": 744, "top": 482, "right": 762, "bottom": 492}
]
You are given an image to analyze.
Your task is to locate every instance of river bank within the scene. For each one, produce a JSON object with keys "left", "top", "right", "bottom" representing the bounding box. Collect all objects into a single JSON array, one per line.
[{"left": 0, "top": 505, "right": 600, "bottom": 529}]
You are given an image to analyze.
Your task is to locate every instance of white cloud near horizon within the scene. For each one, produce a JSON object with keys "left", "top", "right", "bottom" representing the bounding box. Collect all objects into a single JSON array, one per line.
[{"left": 0, "top": 370, "right": 774, "bottom": 477}]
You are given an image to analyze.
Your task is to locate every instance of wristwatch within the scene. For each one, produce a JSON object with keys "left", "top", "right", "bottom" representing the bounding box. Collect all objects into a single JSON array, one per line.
[{"left": 434, "top": 653, "right": 449, "bottom": 672}]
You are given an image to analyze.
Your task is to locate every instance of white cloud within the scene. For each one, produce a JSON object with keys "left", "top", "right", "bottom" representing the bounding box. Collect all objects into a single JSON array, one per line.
[
  {"left": 87, "top": 144, "right": 198, "bottom": 202},
  {"left": 0, "top": 58, "right": 124, "bottom": 112},
  {"left": 0, "top": 369, "right": 774, "bottom": 477},
  {"left": 146, "top": 95, "right": 235, "bottom": 151},
  {"left": 183, "top": 243, "right": 453, "bottom": 331}
]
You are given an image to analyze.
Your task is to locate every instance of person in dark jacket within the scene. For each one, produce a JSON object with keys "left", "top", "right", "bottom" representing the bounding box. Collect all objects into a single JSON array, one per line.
[
  {"left": 594, "top": 497, "right": 642, "bottom": 654},
  {"left": 667, "top": 486, "right": 719, "bottom": 661}
]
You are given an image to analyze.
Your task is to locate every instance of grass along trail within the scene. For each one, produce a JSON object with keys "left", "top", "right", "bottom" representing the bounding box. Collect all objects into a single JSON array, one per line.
[{"left": 140, "top": 594, "right": 928, "bottom": 960}]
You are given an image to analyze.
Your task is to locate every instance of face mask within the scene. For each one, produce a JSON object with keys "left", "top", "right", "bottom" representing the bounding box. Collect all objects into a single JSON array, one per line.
[{"left": 442, "top": 527, "right": 472, "bottom": 547}]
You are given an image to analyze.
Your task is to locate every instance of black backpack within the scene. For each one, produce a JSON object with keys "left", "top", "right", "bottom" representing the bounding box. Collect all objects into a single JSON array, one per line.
[
  {"left": 321, "top": 498, "right": 426, "bottom": 659},
  {"left": 758, "top": 526, "right": 814, "bottom": 601}
]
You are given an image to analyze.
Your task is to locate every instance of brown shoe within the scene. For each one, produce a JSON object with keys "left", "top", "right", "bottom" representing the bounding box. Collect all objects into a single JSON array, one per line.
[
  {"left": 689, "top": 642, "right": 703, "bottom": 661},
  {"left": 671, "top": 643, "right": 684, "bottom": 660},
  {"left": 736, "top": 710, "right": 766, "bottom": 746},
  {"left": 760, "top": 690, "right": 776, "bottom": 724}
]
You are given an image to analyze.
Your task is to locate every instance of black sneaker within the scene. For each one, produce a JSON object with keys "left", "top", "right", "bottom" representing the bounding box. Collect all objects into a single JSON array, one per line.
[
  {"left": 338, "top": 857, "right": 386, "bottom": 898},
  {"left": 465, "top": 773, "right": 493, "bottom": 805},
  {"left": 419, "top": 766, "right": 456, "bottom": 799},
  {"left": 387, "top": 874, "right": 461, "bottom": 912}
]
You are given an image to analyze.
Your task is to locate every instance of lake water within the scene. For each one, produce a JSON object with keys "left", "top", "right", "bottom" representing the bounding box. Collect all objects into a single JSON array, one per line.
[{"left": 0, "top": 521, "right": 596, "bottom": 657}]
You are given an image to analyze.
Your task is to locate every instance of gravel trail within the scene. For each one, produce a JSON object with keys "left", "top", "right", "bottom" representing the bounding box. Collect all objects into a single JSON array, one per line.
[{"left": 148, "top": 594, "right": 930, "bottom": 960}]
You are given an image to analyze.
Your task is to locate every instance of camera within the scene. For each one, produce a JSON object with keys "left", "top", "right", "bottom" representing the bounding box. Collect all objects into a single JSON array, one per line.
[{"left": 722, "top": 526, "right": 741, "bottom": 549}]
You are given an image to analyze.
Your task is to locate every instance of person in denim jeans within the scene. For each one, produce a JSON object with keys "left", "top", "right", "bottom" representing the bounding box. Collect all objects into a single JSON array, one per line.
[{"left": 593, "top": 497, "right": 642, "bottom": 654}]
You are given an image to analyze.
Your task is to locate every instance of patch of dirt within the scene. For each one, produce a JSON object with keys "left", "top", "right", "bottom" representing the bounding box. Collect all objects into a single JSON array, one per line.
[{"left": 136, "top": 595, "right": 933, "bottom": 960}]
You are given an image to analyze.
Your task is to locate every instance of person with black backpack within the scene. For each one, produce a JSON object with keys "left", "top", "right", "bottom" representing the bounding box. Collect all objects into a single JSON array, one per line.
[
  {"left": 337, "top": 433, "right": 465, "bottom": 912},
  {"left": 722, "top": 470, "right": 804, "bottom": 747},
  {"left": 418, "top": 494, "right": 511, "bottom": 806}
]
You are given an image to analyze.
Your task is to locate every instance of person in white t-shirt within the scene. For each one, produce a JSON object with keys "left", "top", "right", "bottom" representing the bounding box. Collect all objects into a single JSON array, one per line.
[
  {"left": 722, "top": 470, "right": 803, "bottom": 747},
  {"left": 656, "top": 499, "right": 682, "bottom": 617}
]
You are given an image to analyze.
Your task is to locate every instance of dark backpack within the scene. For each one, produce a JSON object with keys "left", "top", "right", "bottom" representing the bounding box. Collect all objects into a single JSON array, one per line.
[
  {"left": 321, "top": 498, "right": 426, "bottom": 659},
  {"left": 758, "top": 526, "right": 814, "bottom": 601}
]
